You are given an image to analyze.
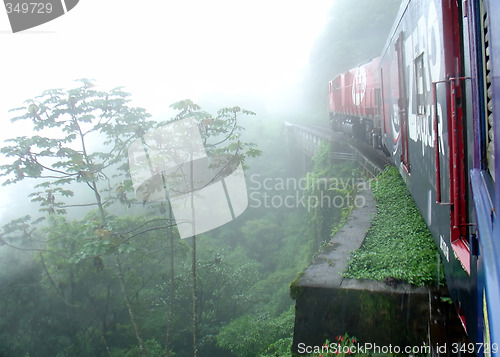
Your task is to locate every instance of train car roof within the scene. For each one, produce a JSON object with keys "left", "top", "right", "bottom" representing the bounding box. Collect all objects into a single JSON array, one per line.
[{"left": 380, "top": 0, "right": 411, "bottom": 60}]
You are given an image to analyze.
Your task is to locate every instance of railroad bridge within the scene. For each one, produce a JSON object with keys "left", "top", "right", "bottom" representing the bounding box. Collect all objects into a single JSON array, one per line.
[{"left": 284, "top": 121, "right": 391, "bottom": 177}]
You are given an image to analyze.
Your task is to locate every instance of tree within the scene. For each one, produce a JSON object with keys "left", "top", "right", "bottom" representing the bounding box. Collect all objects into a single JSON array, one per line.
[
  {"left": 158, "top": 99, "right": 261, "bottom": 357},
  {"left": 1, "top": 78, "right": 154, "bottom": 215},
  {"left": 0, "top": 82, "right": 261, "bottom": 356},
  {"left": 1, "top": 79, "right": 157, "bottom": 356}
]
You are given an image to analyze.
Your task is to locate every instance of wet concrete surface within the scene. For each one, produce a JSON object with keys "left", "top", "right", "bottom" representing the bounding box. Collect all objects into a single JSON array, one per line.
[{"left": 294, "top": 184, "right": 376, "bottom": 289}]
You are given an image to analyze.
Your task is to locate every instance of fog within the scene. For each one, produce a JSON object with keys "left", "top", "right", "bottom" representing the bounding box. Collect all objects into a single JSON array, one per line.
[
  {"left": 0, "top": 1, "right": 337, "bottom": 221},
  {"left": 0, "top": 0, "right": 400, "bottom": 259},
  {"left": 0, "top": 0, "right": 333, "bottom": 121}
]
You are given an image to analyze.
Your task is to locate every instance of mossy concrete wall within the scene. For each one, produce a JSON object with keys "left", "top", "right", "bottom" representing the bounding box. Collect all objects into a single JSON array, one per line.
[
  {"left": 290, "top": 185, "right": 430, "bottom": 353},
  {"left": 291, "top": 282, "right": 429, "bottom": 353}
]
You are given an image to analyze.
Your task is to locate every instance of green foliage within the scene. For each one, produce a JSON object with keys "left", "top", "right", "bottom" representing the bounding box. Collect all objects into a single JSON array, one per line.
[
  {"left": 116, "top": 339, "right": 164, "bottom": 357},
  {"left": 0, "top": 79, "right": 268, "bottom": 357},
  {"left": 0, "top": 79, "right": 335, "bottom": 357},
  {"left": 239, "top": 218, "right": 281, "bottom": 269},
  {"left": 0, "top": 79, "right": 154, "bottom": 218},
  {"left": 343, "top": 167, "right": 445, "bottom": 286},
  {"left": 246, "top": 142, "right": 364, "bottom": 357},
  {"left": 166, "top": 99, "right": 262, "bottom": 173},
  {"left": 306, "top": 142, "right": 360, "bottom": 248},
  {"left": 216, "top": 306, "right": 295, "bottom": 357},
  {"left": 195, "top": 250, "right": 263, "bottom": 327},
  {"left": 260, "top": 337, "right": 293, "bottom": 357}
]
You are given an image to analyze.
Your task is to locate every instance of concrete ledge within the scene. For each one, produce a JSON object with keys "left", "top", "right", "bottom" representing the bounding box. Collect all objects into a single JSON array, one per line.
[
  {"left": 290, "top": 185, "right": 431, "bottom": 354},
  {"left": 293, "top": 185, "right": 376, "bottom": 290}
]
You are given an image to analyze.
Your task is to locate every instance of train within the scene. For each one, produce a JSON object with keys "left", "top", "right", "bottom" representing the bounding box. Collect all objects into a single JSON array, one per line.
[{"left": 328, "top": 0, "right": 499, "bottom": 355}]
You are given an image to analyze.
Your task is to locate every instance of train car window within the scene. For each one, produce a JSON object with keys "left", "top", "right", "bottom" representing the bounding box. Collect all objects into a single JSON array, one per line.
[
  {"left": 415, "top": 54, "right": 426, "bottom": 116},
  {"left": 375, "top": 88, "right": 382, "bottom": 119},
  {"left": 479, "top": 0, "right": 495, "bottom": 179},
  {"left": 379, "top": 69, "right": 387, "bottom": 134},
  {"left": 395, "top": 32, "right": 410, "bottom": 172}
]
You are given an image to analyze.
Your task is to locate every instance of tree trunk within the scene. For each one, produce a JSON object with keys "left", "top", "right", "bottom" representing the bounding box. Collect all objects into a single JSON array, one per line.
[
  {"left": 115, "top": 255, "right": 147, "bottom": 357},
  {"left": 189, "top": 153, "right": 198, "bottom": 357},
  {"left": 164, "top": 202, "right": 175, "bottom": 357},
  {"left": 192, "top": 234, "right": 198, "bottom": 357},
  {"left": 139, "top": 137, "right": 177, "bottom": 357}
]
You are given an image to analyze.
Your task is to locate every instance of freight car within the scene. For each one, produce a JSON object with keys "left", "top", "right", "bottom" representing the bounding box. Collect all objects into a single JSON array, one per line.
[
  {"left": 329, "top": 56, "right": 381, "bottom": 143},
  {"left": 328, "top": 0, "right": 500, "bottom": 354}
]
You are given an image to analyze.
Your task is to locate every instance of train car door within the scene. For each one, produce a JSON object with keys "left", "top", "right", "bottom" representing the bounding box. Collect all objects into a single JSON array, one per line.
[
  {"left": 442, "top": 0, "right": 470, "bottom": 270},
  {"left": 433, "top": 0, "right": 475, "bottom": 341}
]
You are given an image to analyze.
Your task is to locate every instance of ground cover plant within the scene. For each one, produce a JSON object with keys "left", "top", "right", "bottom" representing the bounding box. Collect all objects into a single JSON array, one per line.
[{"left": 343, "top": 167, "right": 444, "bottom": 286}]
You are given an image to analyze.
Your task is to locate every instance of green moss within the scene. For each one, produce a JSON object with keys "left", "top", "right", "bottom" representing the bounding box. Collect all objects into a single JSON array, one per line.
[
  {"left": 290, "top": 272, "right": 305, "bottom": 299},
  {"left": 343, "top": 166, "right": 445, "bottom": 286},
  {"left": 290, "top": 142, "right": 359, "bottom": 298},
  {"left": 306, "top": 142, "right": 360, "bottom": 244}
]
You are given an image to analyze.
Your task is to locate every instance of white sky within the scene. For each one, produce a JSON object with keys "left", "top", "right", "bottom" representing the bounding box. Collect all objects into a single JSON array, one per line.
[
  {"left": 0, "top": 0, "right": 334, "bottom": 221},
  {"left": 0, "top": 0, "right": 333, "bottom": 118}
]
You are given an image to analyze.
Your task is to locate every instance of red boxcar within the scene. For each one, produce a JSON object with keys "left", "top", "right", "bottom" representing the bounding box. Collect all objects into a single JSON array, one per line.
[{"left": 328, "top": 57, "right": 381, "bottom": 141}]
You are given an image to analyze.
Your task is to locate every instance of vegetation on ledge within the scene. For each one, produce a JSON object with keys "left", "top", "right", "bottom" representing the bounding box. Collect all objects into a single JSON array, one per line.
[{"left": 343, "top": 166, "right": 445, "bottom": 286}]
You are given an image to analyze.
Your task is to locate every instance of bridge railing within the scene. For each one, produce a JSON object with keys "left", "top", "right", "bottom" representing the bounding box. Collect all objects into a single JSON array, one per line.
[
  {"left": 284, "top": 122, "right": 392, "bottom": 178},
  {"left": 284, "top": 121, "right": 354, "bottom": 160}
]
